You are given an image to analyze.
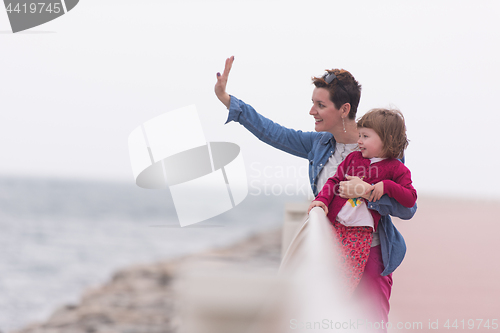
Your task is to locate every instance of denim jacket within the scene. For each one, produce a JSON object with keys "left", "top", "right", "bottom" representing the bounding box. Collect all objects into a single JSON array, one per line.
[{"left": 226, "top": 95, "right": 417, "bottom": 276}]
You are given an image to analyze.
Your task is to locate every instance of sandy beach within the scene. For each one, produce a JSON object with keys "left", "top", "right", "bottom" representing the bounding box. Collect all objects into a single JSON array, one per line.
[
  {"left": 11, "top": 196, "right": 499, "bottom": 333},
  {"left": 389, "top": 196, "right": 499, "bottom": 331}
]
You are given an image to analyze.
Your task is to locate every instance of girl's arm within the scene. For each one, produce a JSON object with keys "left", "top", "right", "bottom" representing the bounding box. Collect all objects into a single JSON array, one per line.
[
  {"left": 383, "top": 163, "right": 417, "bottom": 208},
  {"left": 313, "top": 155, "right": 350, "bottom": 206},
  {"left": 380, "top": 181, "right": 416, "bottom": 208},
  {"left": 314, "top": 177, "right": 339, "bottom": 207},
  {"left": 339, "top": 169, "right": 417, "bottom": 220},
  {"left": 368, "top": 164, "right": 416, "bottom": 208}
]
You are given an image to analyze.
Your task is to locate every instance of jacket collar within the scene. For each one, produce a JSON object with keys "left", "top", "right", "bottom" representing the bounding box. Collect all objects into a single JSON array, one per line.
[{"left": 320, "top": 132, "right": 335, "bottom": 145}]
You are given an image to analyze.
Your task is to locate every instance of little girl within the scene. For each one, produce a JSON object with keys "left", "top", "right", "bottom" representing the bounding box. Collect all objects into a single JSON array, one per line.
[{"left": 308, "top": 108, "right": 417, "bottom": 293}]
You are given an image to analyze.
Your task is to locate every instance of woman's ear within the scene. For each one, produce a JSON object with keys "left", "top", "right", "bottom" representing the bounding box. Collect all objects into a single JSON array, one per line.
[{"left": 341, "top": 103, "right": 351, "bottom": 118}]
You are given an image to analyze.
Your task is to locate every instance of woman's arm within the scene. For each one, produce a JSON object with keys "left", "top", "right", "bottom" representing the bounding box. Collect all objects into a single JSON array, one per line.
[
  {"left": 368, "top": 196, "right": 417, "bottom": 220},
  {"left": 215, "top": 56, "right": 319, "bottom": 158},
  {"left": 227, "top": 96, "right": 319, "bottom": 158}
]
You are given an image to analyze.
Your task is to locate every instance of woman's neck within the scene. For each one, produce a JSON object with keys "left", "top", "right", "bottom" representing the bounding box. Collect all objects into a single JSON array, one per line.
[{"left": 331, "top": 119, "right": 358, "bottom": 144}]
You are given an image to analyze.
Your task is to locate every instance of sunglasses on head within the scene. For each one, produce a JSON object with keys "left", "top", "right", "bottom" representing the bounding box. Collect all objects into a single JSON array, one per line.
[
  {"left": 323, "top": 72, "right": 350, "bottom": 99},
  {"left": 323, "top": 72, "right": 337, "bottom": 84}
]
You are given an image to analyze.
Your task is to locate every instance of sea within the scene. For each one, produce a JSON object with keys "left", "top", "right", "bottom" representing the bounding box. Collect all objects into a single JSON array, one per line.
[{"left": 0, "top": 176, "right": 308, "bottom": 332}]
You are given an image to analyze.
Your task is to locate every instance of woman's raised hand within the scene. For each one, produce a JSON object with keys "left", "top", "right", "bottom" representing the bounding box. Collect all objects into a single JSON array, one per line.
[{"left": 214, "top": 56, "right": 234, "bottom": 109}]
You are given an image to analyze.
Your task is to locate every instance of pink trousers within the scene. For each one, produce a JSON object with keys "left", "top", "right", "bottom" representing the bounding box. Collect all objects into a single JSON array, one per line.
[{"left": 352, "top": 245, "right": 393, "bottom": 332}]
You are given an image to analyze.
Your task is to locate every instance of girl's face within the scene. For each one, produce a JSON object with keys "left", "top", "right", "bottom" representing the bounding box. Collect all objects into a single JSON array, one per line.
[
  {"left": 310, "top": 87, "right": 342, "bottom": 133},
  {"left": 357, "top": 127, "right": 384, "bottom": 159}
]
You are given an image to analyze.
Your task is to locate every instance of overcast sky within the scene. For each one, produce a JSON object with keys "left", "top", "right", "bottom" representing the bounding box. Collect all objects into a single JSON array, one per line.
[{"left": 1, "top": 0, "right": 499, "bottom": 200}]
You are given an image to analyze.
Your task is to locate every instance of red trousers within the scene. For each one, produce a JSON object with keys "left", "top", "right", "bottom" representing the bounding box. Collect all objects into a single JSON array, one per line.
[{"left": 352, "top": 245, "right": 393, "bottom": 332}]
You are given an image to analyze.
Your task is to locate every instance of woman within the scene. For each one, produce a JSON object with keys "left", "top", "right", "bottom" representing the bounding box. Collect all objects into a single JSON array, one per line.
[{"left": 214, "top": 56, "right": 417, "bottom": 329}]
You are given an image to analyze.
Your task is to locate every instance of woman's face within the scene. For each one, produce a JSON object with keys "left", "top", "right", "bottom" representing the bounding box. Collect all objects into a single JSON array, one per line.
[{"left": 310, "top": 87, "right": 342, "bottom": 133}]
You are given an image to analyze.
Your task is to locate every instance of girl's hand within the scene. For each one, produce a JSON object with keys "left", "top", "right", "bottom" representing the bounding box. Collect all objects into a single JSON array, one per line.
[
  {"left": 308, "top": 201, "right": 328, "bottom": 215},
  {"left": 367, "top": 182, "right": 384, "bottom": 202},
  {"left": 214, "top": 56, "right": 234, "bottom": 108},
  {"left": 339, "top": 175, "right": 372, "bottom": 199}
]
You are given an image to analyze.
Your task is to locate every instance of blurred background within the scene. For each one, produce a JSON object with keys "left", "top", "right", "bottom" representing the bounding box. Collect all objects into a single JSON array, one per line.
[{"left": 1, "top": 0, "right": 499, "bottom": 331}]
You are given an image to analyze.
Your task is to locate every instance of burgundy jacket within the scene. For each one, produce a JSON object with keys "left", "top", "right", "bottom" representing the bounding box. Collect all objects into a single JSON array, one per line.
[{"left": 315, "top": 151, "right": 417, "bottom": 231}]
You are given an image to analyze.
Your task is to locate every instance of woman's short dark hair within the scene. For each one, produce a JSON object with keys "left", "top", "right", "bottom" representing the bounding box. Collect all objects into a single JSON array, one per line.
[{"left": 312, "top": 69, "right": 362, "bottom": 120}]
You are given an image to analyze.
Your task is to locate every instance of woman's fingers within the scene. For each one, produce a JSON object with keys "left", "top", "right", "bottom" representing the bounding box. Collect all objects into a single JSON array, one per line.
[
  {"left": 340, "top": 176, "right": 373, "bottom": 198},
  {"left": 222, "top": 56, "right": 234, "bottom": 79},
  {"left": 217, "top": 56, "right": 234, "bottom": 84},
  {"left": 214, "top": 56, "right": 234, "bottom": 108},
  {"left": 338, "top": 181, "right": 344, "bottom": 197}
]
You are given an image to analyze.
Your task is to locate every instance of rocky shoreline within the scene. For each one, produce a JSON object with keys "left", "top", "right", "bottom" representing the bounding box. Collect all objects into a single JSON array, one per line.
[{"left": 12, "top": 228, "right": 283, "bottom": 333}]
